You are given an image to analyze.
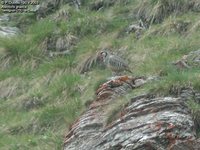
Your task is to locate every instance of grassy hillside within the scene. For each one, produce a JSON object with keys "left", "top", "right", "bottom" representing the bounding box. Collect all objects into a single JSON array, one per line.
[{"left": 0, "top": 0, "right": 200, "bottom": 149}]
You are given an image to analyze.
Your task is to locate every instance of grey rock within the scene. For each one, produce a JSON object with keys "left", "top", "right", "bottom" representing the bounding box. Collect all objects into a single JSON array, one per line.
[
  {"left": 186, "top": 49, "right": 200, "bottom": 67},
  {"left": 194, "top": 92, "right": 200, "bottom": 104},
  {"left": 64, "top": 76, "right": 199, "bottom": 150},
  {"left": 0, "top": 14, "right": 9, "bottom": 22},
  {"left": 180, "top": 87, "right": 195, "bottom": 101},
  {"left": 173, "top": 49, "right": 200, "bottom": 69},
  {"left": 0, "top": 26, "right": 20, "bottom": 37},
  {"left": 56, "top": 37, "right": 69, "bottom": 51},
  {"left": 0, "top": 14, "right": 20, "bottom": 37},
  {"left": 22, "top": 97, "right": 44, "bottom": 111},
  {"left": 43, "top": 34, "right": 77, "bottom": 57},
  {"left": 89, "top": 0, "right": 115, "bottom": 11},
  {"left": 36, "top": 0, "right": 61, "bottom": 19}
]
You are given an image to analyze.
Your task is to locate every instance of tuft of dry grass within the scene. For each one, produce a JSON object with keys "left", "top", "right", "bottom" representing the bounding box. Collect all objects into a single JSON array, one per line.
[
  {"left": 77, "top": 51, "right": 105, "bottom": 74},
  {"left": 136, "top": 0, "right": 200, "bottom": 25},
  {"left": 145, "top": 18, "right": 191, "bottom": 36}
]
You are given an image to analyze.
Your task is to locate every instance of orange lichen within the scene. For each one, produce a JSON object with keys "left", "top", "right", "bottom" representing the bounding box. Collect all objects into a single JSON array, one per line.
[
  {"left": 117, "top": 75, "right": 132, "bottom": 82},
  {"left": 96, "top": 76, "right": 134, "bottom": 96}
]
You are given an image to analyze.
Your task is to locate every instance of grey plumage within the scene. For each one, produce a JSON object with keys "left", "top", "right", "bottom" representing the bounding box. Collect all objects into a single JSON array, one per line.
[{"left": 100, "top": 51, "right": 132, "bottom": 75}]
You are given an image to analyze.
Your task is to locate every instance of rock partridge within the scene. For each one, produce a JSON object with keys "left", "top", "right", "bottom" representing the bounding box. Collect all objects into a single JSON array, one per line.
[{"left": 99, "top": 51, "right": 132, "bottom": 75}]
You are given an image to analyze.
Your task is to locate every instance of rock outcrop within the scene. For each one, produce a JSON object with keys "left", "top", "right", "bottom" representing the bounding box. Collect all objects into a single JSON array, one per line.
[
  {"left": 0, "top": 26, "right": 20, "bottom": 37},
  {"left": 173, "top": 49, "right": 200, "bottom": 69},
  {"left": 42, "top": 34, "right": 77, "bottom": 57},
  {"left": 63, "top": 76, "right": 199, "bottom": 150},
  {"left": 0, "top": 14, "right": 20, "bottom": 37},
  {"left": 36, "top": 0, "right": 61, "bottom": 19},
  {"left": 0, "top": 14, "right": 9, "bottom": 22},
  {"left": 36, "top": 0, "right": 83, "bottom": 18}
]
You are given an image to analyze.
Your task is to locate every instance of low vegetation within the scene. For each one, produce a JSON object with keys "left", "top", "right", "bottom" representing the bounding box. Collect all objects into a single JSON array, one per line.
[{"left": 0, "top": 0, "right": 200, "bottom": 149}]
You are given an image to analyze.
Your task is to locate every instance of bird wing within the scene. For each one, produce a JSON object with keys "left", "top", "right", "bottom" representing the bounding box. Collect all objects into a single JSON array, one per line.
[
  {"left": 110, "top": 55, "right": 133, "bottom": 73},
  {"left": 109, "top": 55, "right": 129, "bottom": 69},
  {"left": 113, "top": 55, "right": 128, "bottom": 64}
]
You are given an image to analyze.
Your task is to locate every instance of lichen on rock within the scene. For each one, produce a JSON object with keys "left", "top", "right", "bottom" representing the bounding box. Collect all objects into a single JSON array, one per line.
[{"left": 63, "top": 76, "right": 200, "bottom": 150}]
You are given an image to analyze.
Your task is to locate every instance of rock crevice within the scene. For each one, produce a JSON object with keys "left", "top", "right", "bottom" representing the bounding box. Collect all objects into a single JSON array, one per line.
[{"left": 64, "top": 76, "right": 199, "bottom": 150}]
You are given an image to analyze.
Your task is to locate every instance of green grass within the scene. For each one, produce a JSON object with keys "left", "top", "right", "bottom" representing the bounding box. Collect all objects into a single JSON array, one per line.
[
  {"left": 0, "top": 36, "right": 33, "bottom": 57},
  {"left": 0, "top": 133, "right": 63, "bottom": 150},
  {"left": 150, "top": 68, "right": 200, "bottom": 94},
  {"left": 37, "top": 98, "right": 82, "bottom": 131},
  {"left": 0, "top": 66, "right": 29, "bottom": 81},
  {"left": 0, "top": 17, "right": 56, "bottom": 61},
  {"left": 48, "top": 73, "right": 81, "bottom": 98},
  {"left": 0, "top": 1, "right": 200, "bottom": 149},
  {"left": 28, "top": 18, "right": 56, "bottom": 43}
]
